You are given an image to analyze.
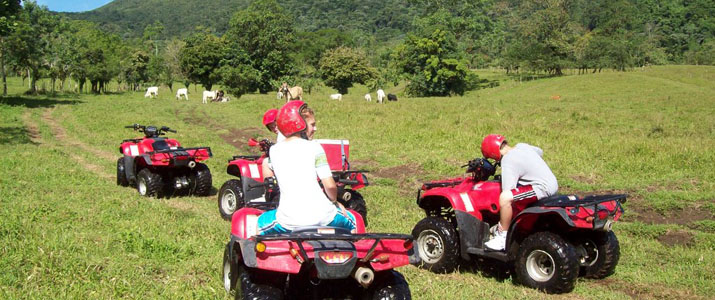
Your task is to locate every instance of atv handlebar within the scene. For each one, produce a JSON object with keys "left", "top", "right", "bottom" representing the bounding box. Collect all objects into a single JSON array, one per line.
[{"left": 125, "top": 124, "right": 177, "bottom": 137}]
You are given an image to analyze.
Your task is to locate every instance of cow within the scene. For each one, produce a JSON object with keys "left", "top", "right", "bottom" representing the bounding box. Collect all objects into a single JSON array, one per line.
[
  {"left": 387, "top": 93, "right": 398, "bottom": 101},
  {"left": 277, "top": 91, "right": 283, "bottom": 99},
  {"left": 211, "top": 90, "right": 229, "bottom": 102},
  {"left": 279, "top": 82, "right": 303, "bottom": 102},
  {"left": 364, "top": 93, "right": 372, "bottom": 102},
  {"left": 330, "top": 93, "right": 342, "bottom": 101},
  {"left": 176, "top": 88, "right": 188, "bottom": 100},
  {"left": 144, "top": 86, "right": 158, "bottom": 98},
  {"left": 202, "top": 90, "right": 216, "bottom": 104},
  {"left": 376, "top": 89, "right": 386, "bottom": 104}
]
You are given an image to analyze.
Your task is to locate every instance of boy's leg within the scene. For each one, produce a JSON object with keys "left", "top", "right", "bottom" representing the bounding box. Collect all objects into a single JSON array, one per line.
[
  {"left": 257, "top": 209, "right": 290, "bottom": 235},
  {"left": 486, "top": 186, "right": 537, "bottom": 251},
  {"left": 327, "top": 210, "right": 357, "bottom": 231}
]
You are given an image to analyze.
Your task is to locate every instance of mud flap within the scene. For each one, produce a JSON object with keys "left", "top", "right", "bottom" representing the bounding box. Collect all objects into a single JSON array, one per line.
[
  {"left": 455, "top": 211, "right": 489, "bottom": 261},
  {"left": 123, "top": 156, "right": 136, "bottom": 183}
]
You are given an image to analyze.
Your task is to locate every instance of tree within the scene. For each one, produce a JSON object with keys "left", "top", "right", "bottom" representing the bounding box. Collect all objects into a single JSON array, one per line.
[
  {"left": 0, "top": 0, "right": 21, "bottom": 95},
  {"left": 143, "top": 21, "right": 164, "bottom": 57},
  {"left": 179, "top": 31, "right": 225, "bottom": 91},
  {"left": 122, "top": 50, "right": 150, "bottom": 91},
  {"left": 319, "top": 46, "right": 376, "bottom": 94},
  {"left": 164, "top": 39, "right": 186, "bottom": 89},
  {"left": 224, "top": 0, "right": 295, "bottom": 93},
  {"left": 5, "top": 1, "right": 57, "bottom": 93},
  {"left": 393, "top": 29, "right": 474, "bottom": 97}
]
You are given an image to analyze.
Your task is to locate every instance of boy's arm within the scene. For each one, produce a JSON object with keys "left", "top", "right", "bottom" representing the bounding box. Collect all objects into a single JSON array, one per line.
[
  {"left": 261, "top": 158, "right": 274, "bottom": 178},
  {"left": 314, "top": 142, "right": 337, "bottom": 203},
  {"left": 320, "top": 176, "right": 338, "bottom": 203}
]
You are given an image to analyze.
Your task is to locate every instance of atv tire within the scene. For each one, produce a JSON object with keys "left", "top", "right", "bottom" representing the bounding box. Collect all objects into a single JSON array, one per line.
[
  {"left": 343, "top": 189, "right": 368, "bottom": 227},
  {"left": 117, "top": 158, "right": 129, "bottom": 187},
  {"left": 136, "top": 168, "right": 162, "bottom": 197},
  {"left": 223, "top": 243, "right": 239, "bottom": 292},
  {"left": 515, "top": 231, "right": 579, "bottom": 294},
  {"left": 190, "top": 163, "right": 212, "bottom": 196},
  {"left": 411, "top": 217, "right": 460, "bottom": 273},
  {"left": 219, "top": 179, "right": 244, "bottom": 221},
  {"left": 575, "top": 231, "right": 620, "bottom": 279},
  {"left": 370, "top": 270, "right": 411, "bottom": 300},
  {"left": 236, "top": 265, "right": 284, "bottom": 300}
]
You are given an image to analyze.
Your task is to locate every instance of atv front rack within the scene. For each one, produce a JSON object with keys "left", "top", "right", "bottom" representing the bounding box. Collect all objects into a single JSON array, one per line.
[{"left": 230, "top": 155, "right": 262, "bottom": 162}]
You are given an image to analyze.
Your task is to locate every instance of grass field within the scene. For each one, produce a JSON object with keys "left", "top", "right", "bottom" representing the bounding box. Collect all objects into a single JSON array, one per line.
[{"left": 1, "top": 65, "right": 713, "bottom": 299}]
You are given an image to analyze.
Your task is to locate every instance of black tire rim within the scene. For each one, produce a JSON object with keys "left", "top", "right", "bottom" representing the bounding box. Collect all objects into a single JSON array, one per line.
[
  {"left": 417, "top": 229, "right": 443, "bottom": 264},
  {"left": 526, "top": 250, "right": 555, "bottom": 282}
]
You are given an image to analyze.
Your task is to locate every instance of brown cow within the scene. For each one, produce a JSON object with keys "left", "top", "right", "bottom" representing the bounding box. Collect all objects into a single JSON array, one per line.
[{"left": 280, "top": 82, "right": 303, "bottom": 102}]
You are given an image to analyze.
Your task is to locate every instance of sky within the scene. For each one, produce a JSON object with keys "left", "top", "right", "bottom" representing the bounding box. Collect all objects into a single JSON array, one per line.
[{"left": 32, "top": 0, "right": 114, "bottom": 12}]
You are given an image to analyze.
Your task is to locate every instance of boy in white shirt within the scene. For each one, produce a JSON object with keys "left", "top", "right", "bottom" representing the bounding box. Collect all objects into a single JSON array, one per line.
[
  {"left": 482, "top": 134, "right": 559, "bottom": 251},
  {"left": 257, "top": 101, "right": 356, "bottom": 234}
]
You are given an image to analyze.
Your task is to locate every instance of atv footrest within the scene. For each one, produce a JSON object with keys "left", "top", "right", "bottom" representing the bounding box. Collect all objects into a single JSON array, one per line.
[{"left": 466, "top": 247, "right": 508, "bottom": 262}]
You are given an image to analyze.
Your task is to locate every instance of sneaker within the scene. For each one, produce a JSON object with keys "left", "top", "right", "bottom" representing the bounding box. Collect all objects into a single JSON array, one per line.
[{"left": 485, "top": 230, "right": 506, "bottom": 251}]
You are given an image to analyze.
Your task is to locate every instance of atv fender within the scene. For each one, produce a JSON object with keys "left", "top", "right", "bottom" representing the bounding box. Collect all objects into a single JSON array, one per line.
[
  {"left": 508, "top": 207, "right": 575, "bottom": 255},
  {"left": 455, "top": 210, "right": 489, "bottom": 261},
  {"left": 226, "top": 159, "right": 264, "bottom": 180},
  {"left": 122, "top": 156, "right": 136, "bottom": 182},
  {"left": 417, "top": 190, "right": 484, "bottom": 221},
  {"left": 237, "top": 238, "right": 258, "bottom": 268}
]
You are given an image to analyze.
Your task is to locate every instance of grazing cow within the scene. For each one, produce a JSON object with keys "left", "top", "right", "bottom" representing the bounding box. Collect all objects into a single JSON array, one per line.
[
  {"left": 202, "top": 90, "right": 216, "bottom": 104},
  {"left": 364, "top": 93, "right": 372, "bottom": 102},
  {"left": 330, "top": 93, "right": 342, "bottom": 101},
  {"left": 176, "top": 88, "right": 188, "bottom": 100},
  {"left": 144, "top": 86, "right": 158, "bottom": 98},
  {"left": 376, "top": 89, "right": 386, "bottom": 104},
  {"left": 277, "top": 91, "right": 283, "bottom": 99},
  {"left": 387, "top": 93, "right": 398, "bottom": 101},
  {"left": 279, "top": 82, "right": 303, "bottom": 102}
]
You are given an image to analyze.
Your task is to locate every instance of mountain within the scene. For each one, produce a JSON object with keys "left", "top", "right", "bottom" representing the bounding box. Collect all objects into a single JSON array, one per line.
[{"left": 62, "top": 0, "right": 418, "bottom": 40}]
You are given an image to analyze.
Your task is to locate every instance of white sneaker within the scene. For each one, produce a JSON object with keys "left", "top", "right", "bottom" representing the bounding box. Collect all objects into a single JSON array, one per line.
[{"left": 485, "top": 230, "right": 506, "bottom": 251}]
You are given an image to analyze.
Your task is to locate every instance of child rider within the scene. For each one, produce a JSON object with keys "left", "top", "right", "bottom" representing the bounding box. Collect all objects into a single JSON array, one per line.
[
  {"left": 257, "top": 101, "right": 356, "bottom": 234},
  {"left": 482, "top": 134, "right": 559, "bottom": 251}
]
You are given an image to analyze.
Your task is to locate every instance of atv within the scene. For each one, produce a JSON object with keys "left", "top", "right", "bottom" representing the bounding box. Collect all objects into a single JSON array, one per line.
[
  {"left": 218, "top": 138, "right": 370, "bottom": 226},
  {"left": 411, "top": 157, "right": 625, "bottom": 294},
  {"left": 117, "top": 124, "right": 213, "bottom": 198},
  {"left": 222, "top": 200, "right": 416, "bottom": 299}
]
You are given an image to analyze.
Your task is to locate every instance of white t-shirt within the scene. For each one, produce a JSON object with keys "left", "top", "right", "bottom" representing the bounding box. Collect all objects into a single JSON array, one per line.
[
  {"left": 276, "top": 131, "right": 286, "bottom": 143},
  {"left": 268, "top": 138, "right": 336, "bottom": 229},
  {"left": 501, "top": 143, "right": 558, "bottom": 199}
]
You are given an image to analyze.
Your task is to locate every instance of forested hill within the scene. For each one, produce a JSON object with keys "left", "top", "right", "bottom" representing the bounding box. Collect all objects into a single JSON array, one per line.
[{"left": 62, "top": 0, "right": 418, "bottom": 40}]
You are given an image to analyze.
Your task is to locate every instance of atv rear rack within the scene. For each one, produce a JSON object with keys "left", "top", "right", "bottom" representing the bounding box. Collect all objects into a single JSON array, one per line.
[
  {"left": 230, "top": 155, "right": 262, "bottom": 162},
  {"left": 153, "top": 146, "right": 213, "bottom": 157},
  {"left": 256, "top": 232, "right": 413, "bottom": 264}
]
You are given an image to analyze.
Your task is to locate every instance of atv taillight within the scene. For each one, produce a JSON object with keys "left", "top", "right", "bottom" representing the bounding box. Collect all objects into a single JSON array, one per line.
[
  {"left": 318, "top": 251, "right": 353, "bottom": 264},
  {"left": 597, "top": 209, "right": 609, "bottom": 220},
  {"left": 403, "top": 240, "right": 413, "bottom": 250}
]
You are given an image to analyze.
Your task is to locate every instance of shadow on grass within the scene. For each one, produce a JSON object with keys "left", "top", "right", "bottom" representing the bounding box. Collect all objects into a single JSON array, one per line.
[
  {"left": 459, "top": 257, "right": 513, "bottom": 282},
  {"left": 0, "top": 126, "right": 39, "bottom": 145},
  {"left": 0, "top": 95, "right": 82, "bottom": 108}
]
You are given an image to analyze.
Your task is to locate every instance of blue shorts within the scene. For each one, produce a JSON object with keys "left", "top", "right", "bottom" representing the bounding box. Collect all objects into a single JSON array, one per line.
[{"left": 257, "top": 209, "right": 357, "bottom": 235}]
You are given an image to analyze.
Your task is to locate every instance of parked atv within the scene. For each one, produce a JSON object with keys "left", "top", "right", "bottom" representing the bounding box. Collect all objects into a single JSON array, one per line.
[
  {"left": 222, "top": 201, "right": 416, "bottom": 299},
  {"left": 117, "top": 124, "right": 213, "bottom": 198},
  {"left": 218, "top": 139, "right": 370, "bottom": 226},
  {"left": 411, "top": 157, "right": 626, "bottom": 294}
]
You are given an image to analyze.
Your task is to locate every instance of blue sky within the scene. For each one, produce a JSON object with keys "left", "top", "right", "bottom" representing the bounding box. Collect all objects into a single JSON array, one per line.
[{"left": 32, "top": 0, "right": 114, "bottom": 12}]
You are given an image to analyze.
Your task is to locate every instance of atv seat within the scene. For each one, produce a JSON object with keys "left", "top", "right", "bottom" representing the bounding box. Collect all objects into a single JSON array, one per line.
[{"left": 292, "top": 226, "right": 352, "bottom": 235}]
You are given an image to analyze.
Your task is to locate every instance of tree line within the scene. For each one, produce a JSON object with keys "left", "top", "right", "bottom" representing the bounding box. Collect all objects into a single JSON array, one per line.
[{"left": 1, "top": 0, "right": 713, "bottom": 98}]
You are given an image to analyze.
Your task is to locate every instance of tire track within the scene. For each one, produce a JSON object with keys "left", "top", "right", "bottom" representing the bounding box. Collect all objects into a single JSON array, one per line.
[{"left": 37, "top": 108, "right": 113, "bottom": 180}]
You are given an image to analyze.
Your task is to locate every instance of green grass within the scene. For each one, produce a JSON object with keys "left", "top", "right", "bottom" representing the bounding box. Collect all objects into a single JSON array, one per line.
[{"left": 1, "top": 65, "right": 714, "bottom": 299}]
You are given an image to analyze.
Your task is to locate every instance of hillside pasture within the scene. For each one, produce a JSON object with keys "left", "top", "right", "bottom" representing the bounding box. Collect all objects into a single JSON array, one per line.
[{"left": 1, "top": 66, "right": 713, "bottom": 299}]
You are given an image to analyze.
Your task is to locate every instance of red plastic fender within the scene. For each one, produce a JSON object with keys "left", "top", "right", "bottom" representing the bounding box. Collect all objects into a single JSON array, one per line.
[
  {"left": 228, "top": 157, "right": 266, "bottom": 180},
  {"left": 231, "top": 207, "right": 266, "bottom": 238}
]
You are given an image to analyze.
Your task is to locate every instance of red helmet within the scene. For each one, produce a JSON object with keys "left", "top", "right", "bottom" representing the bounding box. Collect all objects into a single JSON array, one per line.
[
  {"left": 481, "top": 134, "right": 506, "bottom": 160},
  {"left": 276, "top": 100, "right": 308, "bottom": 136},
  {"left": 262, "top": 109, "right": 278, "bottom": 126}
]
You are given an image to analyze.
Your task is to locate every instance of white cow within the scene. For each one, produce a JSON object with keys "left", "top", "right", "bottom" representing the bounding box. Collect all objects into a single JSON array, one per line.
[
  {"left": 202, "top": 90, "right": 216, "bottom": 104},
  {"left": 176, "top": 88, "right": 188, "bottom": 100},
  {"left": 144, "top": 86, "right": 158, "bottom": 98},
  {"left": 376, "top": 89, "right": 386, "bottom": 104},
  {"left": 364, "top": 93, "right": 372, "bottom": 102},
  {"left": 330, "top": 93, "right": 342, "bottom": 101},
  {"left": 277, "top": 91, "right": 283, "bottom": 99}
]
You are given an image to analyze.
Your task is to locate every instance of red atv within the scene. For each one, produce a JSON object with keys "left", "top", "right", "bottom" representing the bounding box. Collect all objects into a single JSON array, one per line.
[
  {"left": 117, "top": 124, "right": 213, "bottom": 197},
  {"left": 411, "top": 158, "right": 626, "bottom": 294},
  {"left": 218, "top": 139, "right": 370, "bottom": 226},
  {"left": 222, "top": 202, "right": 416, "bottom": 299}
]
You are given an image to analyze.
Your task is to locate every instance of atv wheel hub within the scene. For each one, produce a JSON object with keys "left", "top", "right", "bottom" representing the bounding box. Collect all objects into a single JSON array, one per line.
[
  {"left": 138, "top": 178, "right": 147, "bottom": 195},
  {"left": 222, "top": 190, "right": 237, "bottom": 212},
  {"left": 418, "top": 229, "right": 443, "bottom": 264},
  {"left": 223, "top": 259, "right": 232, "bottom": 292},
  {"left": 526, "top": 250, "right": 555, "bottom": 282}
]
